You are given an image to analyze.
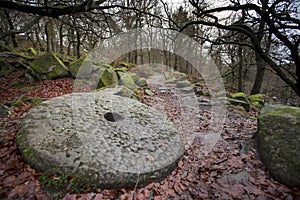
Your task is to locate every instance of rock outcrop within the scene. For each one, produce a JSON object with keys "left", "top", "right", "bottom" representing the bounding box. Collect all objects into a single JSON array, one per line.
[
  {"left": 30, "top": 52, "right": 70, "bottom": 80},
  {"left": 256, "top": 105, "right": 300, "bottom": 187}
]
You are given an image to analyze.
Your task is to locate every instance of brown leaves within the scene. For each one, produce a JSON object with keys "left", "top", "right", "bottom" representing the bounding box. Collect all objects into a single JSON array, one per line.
[{"left": 1, "top": 70, "right": 299, "bottom": 199}]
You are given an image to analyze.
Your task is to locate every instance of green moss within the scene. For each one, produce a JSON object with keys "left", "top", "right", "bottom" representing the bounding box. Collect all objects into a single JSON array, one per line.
[
  {"left": 232, "top": 92, "right": 247, "bottom": 99},
  {"left": 252, "top": 101, "right": 263, "bottom": 110},
  {"left": 260, "top": 105, "right": 300, "bottom": 118},
  {"left": 97, "top": 67, "right": 118, "bottom": 89},
  {"left": 28, "top": 47, "right": 37, "bottom": 56},
  {"left": 248, "top": 94, "right": 264, "bottom": 103}
]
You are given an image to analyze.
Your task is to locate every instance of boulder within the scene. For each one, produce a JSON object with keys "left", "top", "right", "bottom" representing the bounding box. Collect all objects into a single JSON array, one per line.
[
  {"left": 256, "top": 105, "right": 300, "bottom": 187},
  {"left": 176, "top": 80, "right": 190, "bottom": 88},
  {"left": 230, "top": 92, "right": 251, "bottom": 112},
  {"left": 232, "top": 92, "right": 248, "bottom": 101},
  {"left": 97, "top": 67, "right": 118, "bottom": 89},
  {"left": 17, "top": 89, "right": 183, "bottom": 194},
  {"left": 30, "top": 52, "right": 70, "bottom": 80},
  {"left": 248, "top": 94, "right": 264, "bottom": 109},
  {"left": 117, "top": 71, "right": 137, "bottom": 90},
  {"left": 69, "top": 58, "right": 84, "bottom": 78},
  {"left": 135, "top": 78, "right": 148, "bottom": 87}
]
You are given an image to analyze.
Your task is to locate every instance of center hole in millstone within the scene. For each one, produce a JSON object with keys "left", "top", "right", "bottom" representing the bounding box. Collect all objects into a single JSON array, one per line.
[{"left": 104, "top": 112, "right": 124, "bottom": 122}]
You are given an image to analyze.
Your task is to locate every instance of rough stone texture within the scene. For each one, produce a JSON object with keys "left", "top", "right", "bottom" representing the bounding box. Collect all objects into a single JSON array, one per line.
[
  {"left": 17, "top": 88, "right": 183, "bottom": 189},
  {"left": 117, "top": 71, "right": 137, "bottom": 90},
  {"left": 30, "top": 52, "right": 70, "bottom": 80},
  {"left": 69, "top": 58, "right": 84, "bottom": 78},
  {"left": 256, "top": 104, "right": 300, "bottom": 187},
  {"left": 175, "top": 80, "right": 190, "bottom": 88},
  {"left": 96, "top": 67, "right": 118, "bottom": 89}
]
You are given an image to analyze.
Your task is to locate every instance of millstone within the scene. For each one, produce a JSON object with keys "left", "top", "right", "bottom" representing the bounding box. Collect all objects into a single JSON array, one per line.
[{"left": 17, "top": 88, "right": 184, "bottom": 189}]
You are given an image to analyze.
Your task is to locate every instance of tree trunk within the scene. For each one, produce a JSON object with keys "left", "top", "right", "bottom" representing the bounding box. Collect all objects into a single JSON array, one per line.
[
  {"left": 4, "top": 10, "right": 18, "bottom": 48},
  {"left": 237, "top": 44, "right": 243, "bottom": 92},
  {"left": 251, "top": 53, "right": 266, "bottom": 94}
]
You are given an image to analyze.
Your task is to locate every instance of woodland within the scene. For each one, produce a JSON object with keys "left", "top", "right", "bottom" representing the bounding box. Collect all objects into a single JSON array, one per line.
[{"left": 0, "top": 0, "right": 300, "bottom": 199}]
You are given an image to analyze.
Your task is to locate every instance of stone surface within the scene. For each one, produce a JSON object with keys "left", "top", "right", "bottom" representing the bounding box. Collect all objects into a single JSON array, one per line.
[
  {"left": 256, "top": 104, "right": 300, "bottom": 187},
  {"left": 117, "top": 71, "right": 137, "bottom": 90},
  {"left": 97, "top": 67, "right": 118, "bottom": 89},
  {"left": 17, "top": 88, "right": 183, "bottom": 189},
  {"left": 175, "top": 80, "right": 190, "bottom": 88},
  {"left": 69, "top": 58, "right": 84, "bottom": 78},
  {"left": 30, "top": 52, "right": 70, "bottom": 80}
]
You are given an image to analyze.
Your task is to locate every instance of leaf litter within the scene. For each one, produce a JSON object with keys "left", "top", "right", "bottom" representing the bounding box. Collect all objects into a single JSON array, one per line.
[{"left": 0, "top": 70, "right": 299, "bottom": 199}]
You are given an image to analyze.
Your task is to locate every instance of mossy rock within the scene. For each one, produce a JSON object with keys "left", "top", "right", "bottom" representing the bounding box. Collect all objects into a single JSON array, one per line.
[
  {"left": 145, "top": 89, "right": 155, "bottom": 97},
  {"left": 232, "top": 92, "right": 247, "bottom": 100},
  {"left": 117, "top": 72, "right": 137, "bottom": 90},
  {"left": 129, "top": 73, "right": 139, "bottom": 83},
  {"left": 97, "top": 67, "right": 118, "bottom": 89},
  {"left": 69, "top": 58, "right": 84, "bottom": 78},
  {"left": 30, "top": 52, "right": 70, "bottom": 80},
  {"left": 176, "top": 80, "right": 190, "bottom": 88},
  {"left": 248, "top": 94, "right": 265, "bottom": 109},
  {"left": 248, "top": 94, "right": 264, "bottom": 103},
  {"left": 215, "top": 91, "right": 232, "bottom": 99},
  {"left": 0, "top": 60, "right": 15, "bottom": 77},
  {"left": 135, "top": 78, "right": 148, "bottom": 87},
  {"left": 114, "top": 67, "right": 128, "bottom": 73},
  {"left": 165, "top": 77, "right": 178, "bottom": 84},
  {"left": 228, "top": 98, "right": 250, "bottom": 112},
  {"left": 117, "top": 62, "right": 136, "bottom": 69},
  {"left": 256, "top": 105, "right": 300, "bottom": 187}
]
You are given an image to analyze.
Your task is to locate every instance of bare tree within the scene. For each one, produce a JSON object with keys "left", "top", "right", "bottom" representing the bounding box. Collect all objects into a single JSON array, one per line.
[{"left": 182, "top": 0, "right": 300, "bottom": 96}]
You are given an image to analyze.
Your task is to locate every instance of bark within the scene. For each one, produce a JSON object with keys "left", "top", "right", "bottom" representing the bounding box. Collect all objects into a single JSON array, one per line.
[
  {"left": 237, "top": 44, "right": 243, "bottom": 92},
  {"left": 251, "top": 53, "right": 266, "bottom": 94}
]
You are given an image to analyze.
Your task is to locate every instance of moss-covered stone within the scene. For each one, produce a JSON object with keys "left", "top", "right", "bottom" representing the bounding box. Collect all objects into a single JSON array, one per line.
[
  {"left": 135, "top": 78, "right": 148, "bottom": 87},
  {"left": 248, "top": 94, "right": 265, "bottom": 109},
  {"left": 256, "top": 105, "right": 300, "bottom": 187},
  {"left": 145, "top": 89, "right": 155, "bottom": 97},
  {"left": 69, "top": 58, "right": 84, "bottom": 78},
  {"left": 30, "top": 52, "right": 70, "bottom": 80},
  {"left": 228, "top": 98, "right": 250, "bottom": 112},
  {"left": 97, "top": 67, "right": 118, "bottom": 89},
  {"left": 176, "top": 80, "right": 190, "bottom": 88},
  {"left": 248, "top": 94, "right": 264, "bottom": 103},
  {"left": 230, "top": 92, "right": 251, "bottom": 112},
  {"left": 117, "top": 71, "right": 137, "bottom": 90},
  {"left": 232, "top": 92, "right": 247, "bottom": 100}
]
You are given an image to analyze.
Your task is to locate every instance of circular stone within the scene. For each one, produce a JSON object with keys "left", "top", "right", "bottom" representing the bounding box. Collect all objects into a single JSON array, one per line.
[{"left": 17, "top": 88, "right": 184, "bottom": 189}]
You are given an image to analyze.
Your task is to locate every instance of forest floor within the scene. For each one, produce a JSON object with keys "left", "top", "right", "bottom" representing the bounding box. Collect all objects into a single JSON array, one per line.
[{"left": 0, "top": 70, "right": 300, "bottom": 200}]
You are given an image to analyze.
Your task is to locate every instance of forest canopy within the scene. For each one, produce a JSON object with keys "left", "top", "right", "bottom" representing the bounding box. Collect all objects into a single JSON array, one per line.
[{"left": 0, "top": 0, "right": 299, "bottom": 97}]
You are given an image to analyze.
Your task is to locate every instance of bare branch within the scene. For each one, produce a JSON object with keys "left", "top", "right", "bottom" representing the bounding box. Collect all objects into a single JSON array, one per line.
[{"left": 0, "top": 15, "right": 43, "bottom": 40}]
